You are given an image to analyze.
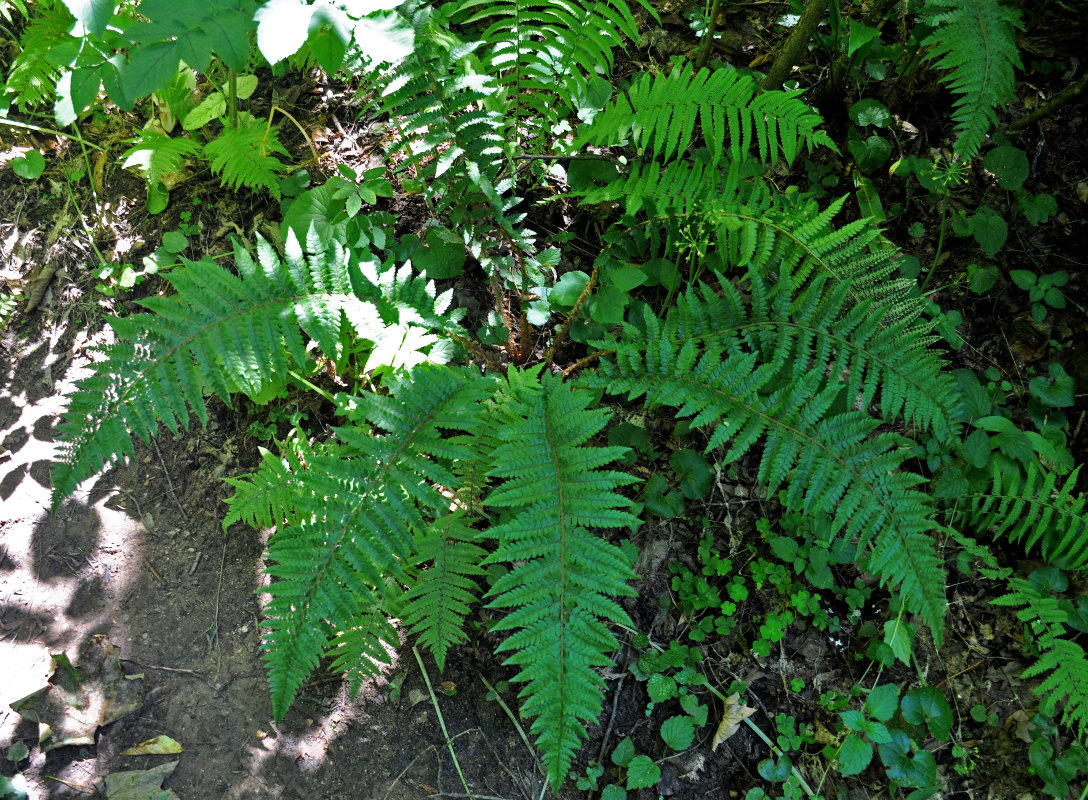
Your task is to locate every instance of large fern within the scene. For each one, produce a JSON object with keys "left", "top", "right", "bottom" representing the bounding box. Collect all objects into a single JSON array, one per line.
[
  {"left": 920, "top": 0, "right": 1023, "bottom": 160},
  {"left": 225, "top": 365, "right": 495, "bottom": 716},
  {"left": 204, "top": 117, "right": 290, "bottom": 199},
  {"left": 586, "top": 266, "right": 953, "bottom": 641}
]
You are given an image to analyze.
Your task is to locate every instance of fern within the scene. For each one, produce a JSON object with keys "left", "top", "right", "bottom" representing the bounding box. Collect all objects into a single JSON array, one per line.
[
  {"left": 586, "top": 267, "right": 950, "bottom": 641},
  {"left": 204, "top": 117, "right": 290, "bottom": 199},
  {"left": 992, "top": 576, "right": 1088, "bottom": 743},
  {"left": 920, "top": 0, "right": 1023, "bottom": 160},
  {"left": 485, "top": 368, "right": 640, "bottom": 789},
  {"left": 51, "top": 234, "right": 460, "bottom": 508},
  {"left": 226, "top": 365, "right": 494, "bottom": 718},
  {"left": 577, "top": 64, "right": 835, "bottom": 167},
  {"left": 4, "top": 1, "right": 71, "bottom": 108},
  {"left": 964, "top": 461, "right": 1088, "bottom": 570},
  {"left": 121, "top": 130, "right": 203, "bottom": 186}
]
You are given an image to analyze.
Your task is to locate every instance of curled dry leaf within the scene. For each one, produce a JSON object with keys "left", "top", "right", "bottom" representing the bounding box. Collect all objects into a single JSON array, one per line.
[{"left": 710, "top": 693, "right": 756, "bottom": 751}]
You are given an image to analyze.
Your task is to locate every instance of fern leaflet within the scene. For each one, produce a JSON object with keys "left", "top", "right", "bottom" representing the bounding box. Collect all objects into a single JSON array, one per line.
[
  {"left": 577, "top": 64, "right": 835, "bottom": 166},
  {"left": 122, "top": 130, "right": 203, "bottom": 186}
]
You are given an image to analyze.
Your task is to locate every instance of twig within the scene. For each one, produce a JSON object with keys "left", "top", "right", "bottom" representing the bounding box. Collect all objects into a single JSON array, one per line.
[
  {"left": 1007, "top": 71, "right": 1088, "bottom": 133},
  {"left": 413, "top": 647, "right": 475, "bottom": 800},
  {"left": 0, "top": 114, "right": 107, "bottom": 150},
  {"left": 151, "top": 438, "right": 188, "bottom": 522},
  {"left": 543, "top": 268, "right": 598, "bottom": 364},
  {"left": 120, "top": 660, "right": 202, "bottom": 677},
  {"left": 210, "top": 537, "right": 228, "bottom": 650},
  {"left": 596, "top": 676, "right": 626, "bottom": 765},
  {"left": 381, "top": 744, "right": 440, "bottom": 800},
  {"left": 143, "top": 556, "right": 167, "bottom": 587}
]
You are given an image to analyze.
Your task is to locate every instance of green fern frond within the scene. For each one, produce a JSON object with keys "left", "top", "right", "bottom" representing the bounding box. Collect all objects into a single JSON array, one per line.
[
  {"left": 5, "top": 2, "right": 72, "bottom": 108},
  {"left": 121, "top": 130, "right": 203, "bottom": 185},
  {"left": 921, "top": 0, "right": 1023, "bottom": 160},
  {"left": 588, "top": 267, "right": 948, "bottom": 641},
  {"left": 203, "top": 118, "right": 289, "bottom": 199},
  {"left": 327, "top": 596, "right": 403, "bottom": 699},
  {"left": 485, "top": 368, "right": 640, "bottom": 789},
  {"left": 577, "top": 64, "right": 835, "bottom": 166},
  {"left": 52, "top": 235, "right": 459, "bottom": 509},
  {"left": 454, "top": 0, "right": 648, "bottom": 128},
  {"left": 402, "top": 510, "right": 488, "bottom": 671},
  {"left": 993, "top": 576, "right": 1088, "bottom": 742},
  {"left": 378, "top": 40, "right": 505, "bottom": 190},
  {"left": 231, "top": 365, "right": 493, "bottom": 719},
  {"left": 964, "top": 462, "right": 1088, "bottom": 569}
]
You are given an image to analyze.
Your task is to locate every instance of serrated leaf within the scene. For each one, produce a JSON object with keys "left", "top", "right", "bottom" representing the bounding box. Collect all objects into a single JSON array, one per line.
[
  {"left": 626, "top": 755, "right": 660, "bottom": 790},
  {"left": 660, "top": 715, "right": 695, "bottom": 750},
  {"left": 837, "top": 734, "right": 873, "bottom": 776}
]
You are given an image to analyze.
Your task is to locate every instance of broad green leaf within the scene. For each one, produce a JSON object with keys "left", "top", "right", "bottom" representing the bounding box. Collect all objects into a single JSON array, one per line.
[
  {"left": 849, "top": 98, "right": 892, "bottom": 128},
  {"left": 551, "top": 271, "right": 590, "bottom": 306},
  {"left": 611, "top": 737, "right": 635, "bottom": 767},
  {"left": 601, "top": 785, "right": 626, "bottom": 800},
  {"left": 1029, "top": 363, "right": 1074, "bottom": 408},
  {"left": 967, "top": 207, "right": 1007, "bottom": 258},
  {"left": 626, "top": 755, "right": 659, "bottom": 790},
  {"left": 12, "top": 150, "right": 45, "bottom": 180},
  {"left": 256, "top": 0, "right": 314, "bottom": 65},
  {"left": 62, "top": 0, "right": 112, "bottom": 36},
  {"left": 161, "top": 231, "right": 188, "bottom": 253},
  {"left": 837, "top": 734, "right": 873, "bottom": 776},
  {"left": 647, "top": 673, "right": 677, "bottom": 702},
  {"left": 865, "top": 684, "right": 899, "bottom": 722},
  {"left": 883, "top": 618, "right": 915, "bottom": 665},
  {"left": 415, "top": 227, "right": 466, "bottom": 279},
  {"left": 146, "top": 181, "right": 169, "bottom": 214},
  {"left": 660, "top": 715, "right": 695, "bottom": 751},
  {"left": 878, "top": 730, "right": 937, "bottom": 787},
  {"left": 900, "top": 687, "right": 952, "bottom": 740},
  {"left": 670, "top": 450, "right": 712, "bottom": 500},
  {"left": 847, "top": 20, "right": 880, "bottom": 55},
  {"left": 122, "top": 41, "right": 182, "bottom": 100},
  {"left": 352, "top": 11, "right": 414, "bottom": 64},
  {"left": 182, "top": 93, "right": 227, "bottom": 130},
  {"left": 308, "top": 5, "right": 352, "bottom": 73},
  {"left": 983, "top": 145, "right": 1028, "bottom": 190}
]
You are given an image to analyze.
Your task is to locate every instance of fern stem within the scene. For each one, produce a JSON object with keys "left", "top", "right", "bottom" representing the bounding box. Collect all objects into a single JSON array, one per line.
[
  {"left": 761, "top": 0, "right": 828, "bottom": 90},
  {"left": 695, "top": 0, "right": 722, "bottom": 70},
  {"left": 543, "top": 268, "right": 597, "bottom": 364},
  {"left": 287, "top": 370, "right": 335, "bottom": 404},
  {"left": 920, "top": 199, "right": 948, "bottom": 294},
  {"left": 478, "top": 675, "right": 544, "bottom": 777},
  {"left": 228, "top": 69, "right": 238, "bottom": 130},
  {"left": 412, "top": 647, "right": 475, "bottom": 800}
]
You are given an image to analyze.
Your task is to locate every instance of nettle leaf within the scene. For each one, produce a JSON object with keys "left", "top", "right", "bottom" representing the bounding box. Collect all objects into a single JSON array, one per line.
[
  {"left": 660, "top": 715, "right": 695, "bottom": 750},
  {"left": 837, "top": 734, "right": 873, "bottom": 776},
  {"left": 865, "top": 684, "right": 899, "bottom": 722},
  {"left": 626, "top": 755, "right": 659, "bottom": 790}
]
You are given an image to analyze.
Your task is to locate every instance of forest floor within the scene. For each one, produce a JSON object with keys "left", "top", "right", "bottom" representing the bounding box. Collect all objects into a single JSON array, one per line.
[{"left": 1, "top": 5, "right": 1087, "bottom": 800}]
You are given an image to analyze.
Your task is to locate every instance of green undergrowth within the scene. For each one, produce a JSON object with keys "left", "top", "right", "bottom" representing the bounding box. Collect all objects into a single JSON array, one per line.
[{"left": 10, "top": 0, "right": 1085, "bottom": 794}]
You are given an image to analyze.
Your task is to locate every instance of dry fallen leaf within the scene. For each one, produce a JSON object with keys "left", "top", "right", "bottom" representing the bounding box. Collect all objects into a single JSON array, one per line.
[
  {"left": 710, "top": 693, "right": 756, "bottom": 751},
  {"left": 122, "top": 735, "right": 183, "bottom": 755}
]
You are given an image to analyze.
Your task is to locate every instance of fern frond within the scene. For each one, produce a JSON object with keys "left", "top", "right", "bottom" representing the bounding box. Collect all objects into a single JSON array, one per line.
[
  {"left": 232, "top": 365, "right": 493, "bottom": 719},
  {"left": 203, "top": 118, "right": 289, "bottom": 199},
  {"left": 121, "top": 130, "right": 203, "bottom": 185},
  {"left": 993, "top": 577, "right": 1088, "bottom": 743},
  {"left": 964, "top": 462, "right": 1088, "bottom": 569},
  {"left": 402, "top": 510, "right": 488, "bottom": 670},
  {"left": 454, "top": 0, "right": 647, "bottom": 129},
  {"left": 52, "top": 235, "right": 460, "bottom": 509},
  {"left": 5, "top": 2, "right": 72, "bottom": 108},
  {"left": 587, "top": 267, "right": 948, "bottom": 641},
  {"left": 485, "top": 368, "right": 640, "bottom": 789},
  {"left": 921, "top": 0, "right": 1023, "bottom": 160},
  {"left": 577, "top": 64, "right": 834, "bottom": 166}
]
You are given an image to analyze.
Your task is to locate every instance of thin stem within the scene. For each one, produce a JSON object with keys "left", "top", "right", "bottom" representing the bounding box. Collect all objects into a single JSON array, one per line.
[
  {"left": 696, "top": 0, "right": 722, "bottom": 71},
  {"left": 919, "top": 199, "right": 948, "bottom": 294},
  {"left": 0, "top": 114, "right": 107, "bottom": 151},
  {"left": 413, "top": 647, "right": 474, "bottom": 800}
]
